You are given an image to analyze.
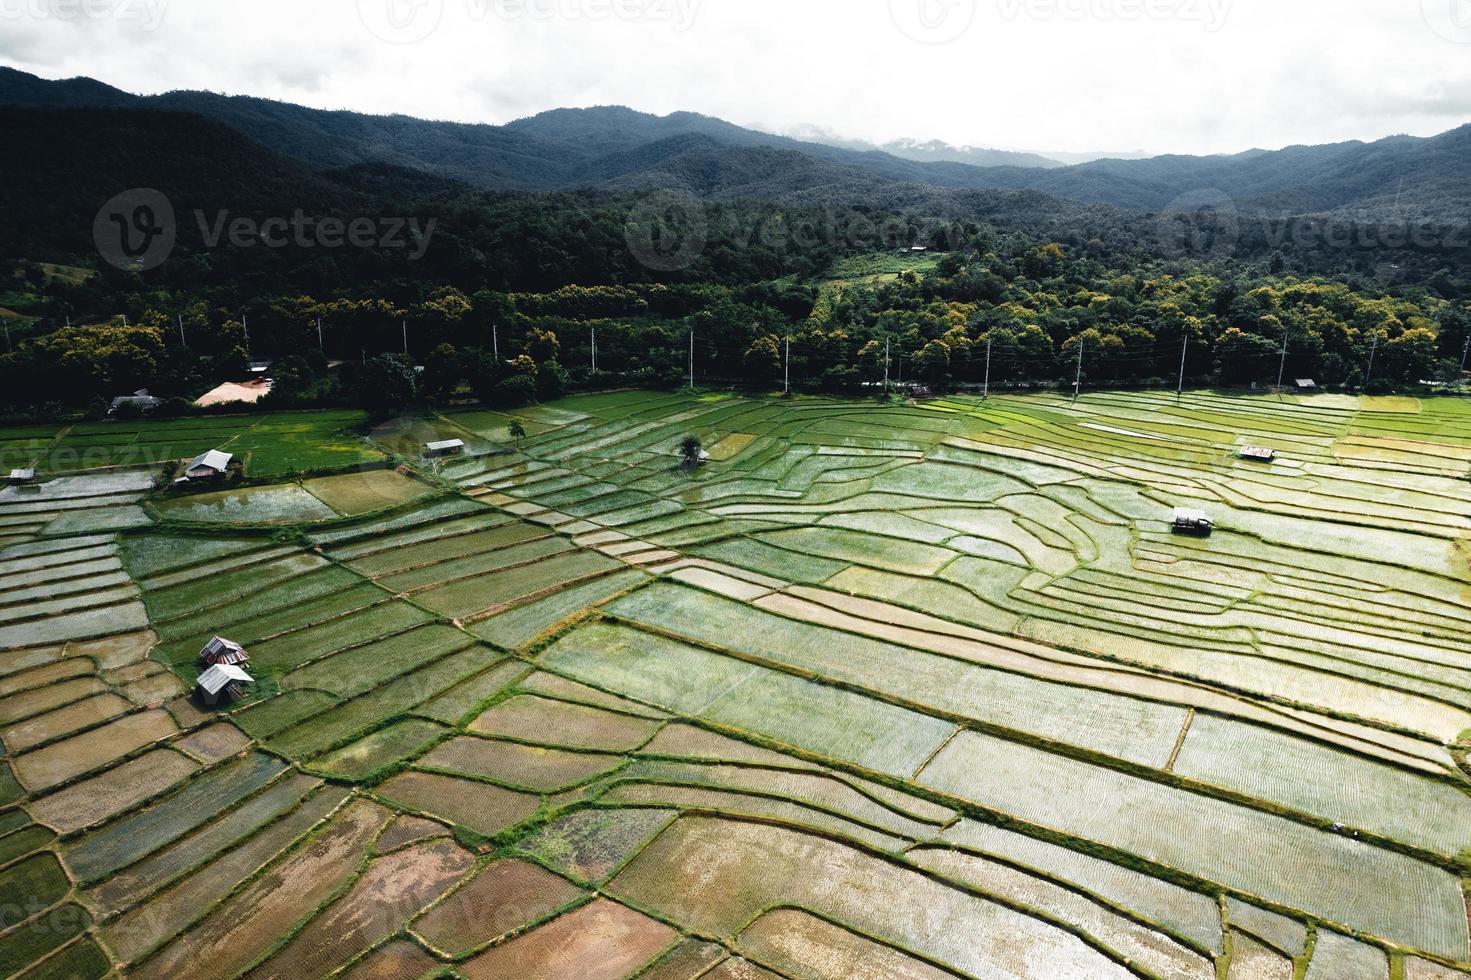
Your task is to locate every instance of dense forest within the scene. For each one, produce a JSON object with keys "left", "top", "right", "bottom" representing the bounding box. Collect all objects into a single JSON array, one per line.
[{"left": 2, "top": 87, "right": 1470, "bottom": 420}]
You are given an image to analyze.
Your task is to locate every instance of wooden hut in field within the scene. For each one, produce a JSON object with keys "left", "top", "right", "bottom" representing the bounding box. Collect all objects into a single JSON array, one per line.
[
  {"left": 6, "top": 468, "right": 34, "bottom": 486},
  {"left": 196, "top": 664, "right": 253, "bottom": 706},
  {"left": 1238, "top": 447, "right": 1275, "bottom": 463},
  {"left": 424, "top": 439, "right": 465, "bottom": 458},
  {"left": 1172, "top": 508, "right": 1214, "bottom": 536},
  {"left": 198, "top": 636, "right": 249, "bottom": 667},
  {"left": 182, "top": 450, "right": 233, "bottom": 481}
]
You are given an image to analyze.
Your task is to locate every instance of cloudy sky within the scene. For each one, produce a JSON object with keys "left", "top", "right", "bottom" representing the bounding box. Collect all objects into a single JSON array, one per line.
[{"left": 4, "top": 0, "right": 1471, "bottom": 157}]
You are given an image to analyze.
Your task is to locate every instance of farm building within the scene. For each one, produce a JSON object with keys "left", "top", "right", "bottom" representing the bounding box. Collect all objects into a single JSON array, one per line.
[
  {"left": 6, "top": 468, "right": 33, "bottom": 485},
  {"left": 1294, "top": 379, "right": 1317, "bottom": 390},
  {"left": 182, "top": 450, "right": 233, "bottom": 481},
  {"left": 1238, "top": 447, "right": 1275, "bottom": 462},
  {"left": 1172, "top": 508, "right": 1214, "bottom": 536},
  {"left": 109, "top": 390, "right": 164, "bottom": 414},
  {"left": 198, "top": 635, "right": 249, "bottom": 667},
  {"left": 424, "top": 439, "right": 465, "bottom": 458},
  {"left": 196, "top": 663, "right": 253, "bottom": 706}
]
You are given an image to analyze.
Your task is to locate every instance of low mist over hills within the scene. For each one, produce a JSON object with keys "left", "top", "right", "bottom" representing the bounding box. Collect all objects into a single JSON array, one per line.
[{"left": 4, "top": 67, "right": 1471, "bottom": 223}]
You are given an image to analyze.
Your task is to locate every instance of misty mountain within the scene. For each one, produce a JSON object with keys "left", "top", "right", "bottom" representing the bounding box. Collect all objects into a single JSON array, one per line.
[{"left": 3, "top": 67, "right": 1471, "bottom": 222}]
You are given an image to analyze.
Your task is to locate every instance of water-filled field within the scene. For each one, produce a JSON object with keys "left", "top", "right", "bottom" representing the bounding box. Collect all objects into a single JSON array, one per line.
[{"left": 1, "top": 389, "right": 1470, "bottom": 979}]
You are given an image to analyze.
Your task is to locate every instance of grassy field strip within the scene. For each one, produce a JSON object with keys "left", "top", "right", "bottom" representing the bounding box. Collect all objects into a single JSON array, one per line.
[
  {"left": 730, "top": 588, "right": 1470, "bottom": 848},
  {"left": 609, "top": 816, "right": 1143, "bottom": 980},
  {"left": 773, "top": 582, "right": 1455, "bottom": 774},
  {"left": 916, "top": 730, "right": 1467, "bottom": 958},
  {"left": 609, "top": 582, "right": 1192, "bottom": 767}
]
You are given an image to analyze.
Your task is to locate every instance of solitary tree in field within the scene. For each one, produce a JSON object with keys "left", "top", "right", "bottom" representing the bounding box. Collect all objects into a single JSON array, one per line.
[
  {"left": 507, "top": 419, "right": 527, "bottom": 447},
  {"left": 679, "top": 435, "right": 703, "bottom": 468}
]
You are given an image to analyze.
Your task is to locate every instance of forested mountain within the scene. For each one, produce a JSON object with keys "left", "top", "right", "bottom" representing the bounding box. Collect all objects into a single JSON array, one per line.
[{"left": 5, "top": 67, "right": 1471, "bottom": 221}]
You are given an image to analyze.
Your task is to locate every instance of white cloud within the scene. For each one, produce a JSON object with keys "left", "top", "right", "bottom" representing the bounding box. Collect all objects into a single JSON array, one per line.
[{"left": 2, "top": 0, "right": 1469, "bottom": 155}]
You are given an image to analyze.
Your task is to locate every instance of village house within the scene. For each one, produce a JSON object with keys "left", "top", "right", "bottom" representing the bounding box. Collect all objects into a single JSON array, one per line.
[
  {"left": 196, "top": 664, "right": 253, "bottom": 706},
  {"left": 424, "top": 439, "right": 465, "bottom": 458},
  {"left": 180, "top": 449, "right": 233, "bottom": 482},
  {"left": 195, "top": 636, "right": 252, "bottom": 706},
  {"left": 1172, "top": 508, "right": 1214, "bottom": 536}
]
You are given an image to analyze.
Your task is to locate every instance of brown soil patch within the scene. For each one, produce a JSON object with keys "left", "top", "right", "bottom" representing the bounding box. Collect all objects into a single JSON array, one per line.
[
  {"left": 0, "top": 646, "right": 64, "bottom": 678},
  {"left": 13, "top": 709, "right": 178, "bottom": 791},
  {"left": 66, "top": 629, "right": 156, "bottom": 668},
  {"left": 1, "top": 693, "right": 129, "bottom": 753},
  {"left": 519, "top": 808, "right": 677, "bottom": 884},
  {"left": 376, "top": 815, "right": 449, "bottom": 852},
  {"left": 103, "top": 787, "right": 352, "bottom": 963},
  {"left": 459, "top": 898, "right": 675, "bottom": 980},
  {"left": 376, "top": 771, "right": 539, "bottom": 836},
  {"left": 248, "top": 838, "right": 473, "bottom": 979},
  {"left": 339, "top": 940, "right": 440, "bottom": 980},
  {"left": 739, "top": 908, "right": 953, "bottom": 979},
  {"left": 0, "top": 659, "right": 92, "bottom": 699},
  {"left": 133, "top": 800, "right": 389, "bottom": 979},
  {"left": 28, "top": 749, "right": 198, "bottom": 833},
  {"left": 174, "top": 723, "right": 251, "bottom": 763},
  {"left": 413, "top": 858, "right": 585, "bottom": 956},
  {"left": 637, "top": 938, "right": 729, "bottom": 980},
  {"left": 419, "top": 736, "right": 623, "bottom": 791},
  {"left": 469, "top": 695, "right": 658, "bottom": 752},
  {"left": 0, "top": 677, "right": 106, "bottom": 726}
]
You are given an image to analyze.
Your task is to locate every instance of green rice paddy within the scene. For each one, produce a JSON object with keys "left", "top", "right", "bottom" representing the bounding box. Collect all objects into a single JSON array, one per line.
[{"left": 0, "top": 388, "right": 1469, "bottom": 978}]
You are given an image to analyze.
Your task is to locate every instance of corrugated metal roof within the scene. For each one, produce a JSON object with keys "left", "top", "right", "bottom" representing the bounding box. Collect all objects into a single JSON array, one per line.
[
  {"left": 425, "top": 439, "right": 465, "bottom": 452},
  {"left": 187, "top": 450, "right": 233, "bottom": 472},
  {"left": 197, "top": 663, "right": 253, "bottom": 696}
]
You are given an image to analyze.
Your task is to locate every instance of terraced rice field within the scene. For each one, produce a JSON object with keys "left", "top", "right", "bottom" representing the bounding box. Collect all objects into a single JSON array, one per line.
[{"left": 1, "top": 388, "right": 1470, "bottom": 978}]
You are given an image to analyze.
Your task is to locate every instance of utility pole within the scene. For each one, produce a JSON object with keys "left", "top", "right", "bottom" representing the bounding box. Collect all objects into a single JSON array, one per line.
[
  {"left": 783, "top": 335, "right": 790, "bottom": 395},
  {"left": 1275, "top": 322, "right": 1289, "bottom": 395},
  {"left": 883, "top": 338, "right": 891, "bottom": 391},
  {"left": 983, "top": 337, "right": 992, "bottom": 399},
  {"left": 177, "top": 313, "right": 186, "bottom": 349},
  {"left": 402, "top": 319, "right": 408, "bottom": 356},
  {"left": 688, "top": 331, "right": 694, "bottom": 390},
  {"left": 1364, "top": 332, "right": 1379, "bottom": 387},
  {"left": 317, "top": 317, "right": 324, "bottom": 352},
  {"left": 1460, "top": 336, "right": 1469, "bottom": 377},
  {"left": 590, "top": 327, "right": 597, "bottom": 373},
  {"left": 242, "top": 313, "right": 251, "bottom": 358},
  {"left": 1073, "top": 338, "right": 1084, "bottom": 403},
  {"left": 492, "top": 324, "right": 499, "bottom": 361},
  {"left": 896, "top": 350, "right": 903, "bottom": 386},
  {"left": 1177, "top": 332, "right": 1189, "bottom": 401}
]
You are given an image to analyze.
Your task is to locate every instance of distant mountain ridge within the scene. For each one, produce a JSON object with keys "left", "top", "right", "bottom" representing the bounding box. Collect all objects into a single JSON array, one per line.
[{"left": 3, "top": 67, "right": 1470, "bottom": 221}]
